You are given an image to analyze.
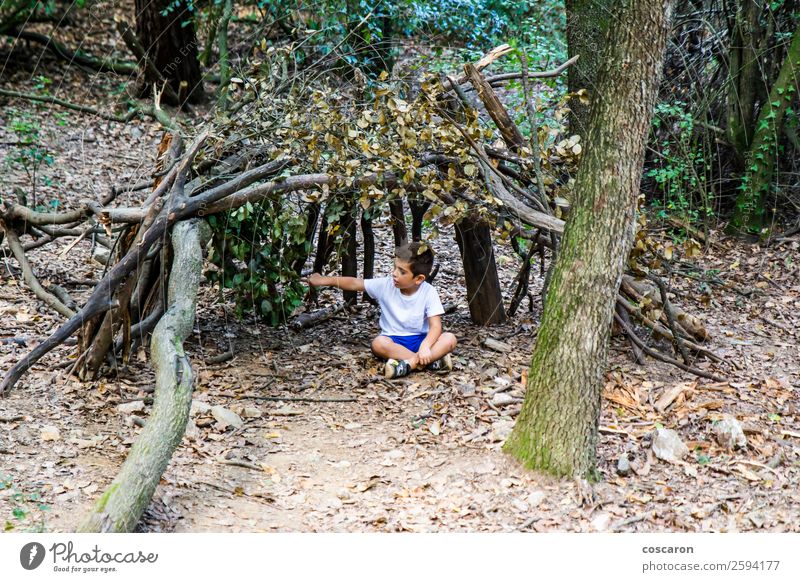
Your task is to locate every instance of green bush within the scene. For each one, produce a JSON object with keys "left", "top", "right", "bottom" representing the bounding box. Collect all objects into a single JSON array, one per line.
[
  {"left": 206, "top": 197, "right": 310, "bottom": 326},
  {"left": 647, "top": 101, "right": 712, "bottom": 222}
]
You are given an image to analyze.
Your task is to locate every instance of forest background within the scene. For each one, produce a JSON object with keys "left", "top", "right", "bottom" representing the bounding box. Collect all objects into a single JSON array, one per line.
[{"left": 0, "top": 0, "right": 799, "bottom": 533}]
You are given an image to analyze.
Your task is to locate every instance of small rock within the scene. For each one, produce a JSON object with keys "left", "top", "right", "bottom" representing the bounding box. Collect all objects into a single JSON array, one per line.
[
  {"left": 747, "top": 511, "right": 766, "bottom": 529},
  {"left": 652, "top": 428, "right": 689, "bottom": 463},
  {"left": 766, "top": 452, "right": 783, "bottom": 469},
  {"left": 211, "top": 405, "right": 243, "bottom": 430},
  {"left": 617, "top": 454, "right": 632, "bottom": 476},
  {"left": 483, "top": 338, "right": 511, "bottom": 353},
  {"left": 713, "top": 415, "right": 747, "bottom": 450},
  {"left": 40, "top": 425, "right": 61, "bottom": 441},
  {"left": 511, "top": 499, "right": 529, "bottom": 512},
  {"left": 117, "top": 401, "right": 145, "bottom": 415},
  {"left": 242, "top": 407, "right": 263, "bottom": 419},
  {"left": 190, "top": 400, "right": 212, "bottom": 416},
  {"left": 184, "top": 422, "right": 200, "bottom": 442},
  {"left": 492, "top": 392, "right": 516, "bottom": 406},
  {"left": 489, "top": 419, "right": 515, "bottom": 442},
  {"left": 591, "top": 512, "right": 611, "bottom": 532},
  {"left": 526, "top": 491, "right": 546, "bottom": 507},
  {"left": 459, "top": 383, "right": 477, "bottom": 397}
]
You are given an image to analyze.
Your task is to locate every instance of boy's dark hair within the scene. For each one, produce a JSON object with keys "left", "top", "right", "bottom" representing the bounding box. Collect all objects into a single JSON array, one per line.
[{"left": 395, "top": 242, "right": 434, "bottom": 278}]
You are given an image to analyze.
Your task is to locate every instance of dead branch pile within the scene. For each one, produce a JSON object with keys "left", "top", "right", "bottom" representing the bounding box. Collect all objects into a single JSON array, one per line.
[{"left": 1, "top": 44, "right": 726, "bottom": 396}]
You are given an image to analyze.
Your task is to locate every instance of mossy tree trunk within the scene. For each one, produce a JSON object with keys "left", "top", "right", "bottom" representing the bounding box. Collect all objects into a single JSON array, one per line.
[
  {"left": 504, "top": 0, "right": 672, "bottom": 478},
  {"left": 727, "top": 0, "right": 763, "bottom": 158},
  {"left": 730, "top": 23, "right": 800, "bottom": 233},
  {"left": 565, "top": 0, "right": 612, "bottom": 141},
  {"left": 78, "top": 219, "right": 209, "bottom": 532}
]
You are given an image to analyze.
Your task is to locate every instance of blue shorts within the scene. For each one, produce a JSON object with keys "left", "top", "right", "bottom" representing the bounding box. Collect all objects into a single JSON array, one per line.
[{"left": 385, "top": 333, "right": 427, "bottom": 353}]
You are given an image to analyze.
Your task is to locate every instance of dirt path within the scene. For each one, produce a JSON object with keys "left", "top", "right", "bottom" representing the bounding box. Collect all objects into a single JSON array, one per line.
[{"left": 3, "top": 227, "right": 799, "bottom": 532}]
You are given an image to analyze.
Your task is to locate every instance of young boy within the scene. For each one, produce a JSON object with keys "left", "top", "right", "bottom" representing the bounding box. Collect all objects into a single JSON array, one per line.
[{"left": 307, "top": 242, "right": 457, "bottom": 379}]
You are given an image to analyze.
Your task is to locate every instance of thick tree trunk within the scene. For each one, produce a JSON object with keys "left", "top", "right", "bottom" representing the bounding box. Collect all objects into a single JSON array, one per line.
[
  {"left": 78, "top": 219, "right": 209, "bottom": 532},
  {"left": 135, "top": 0, "right": 203, "bottom": 104},
  {"left": 727, "top": 0, "right": 763, "bottom": 158},
  {"left": 504, "top": 0, "right": 672, "bottom": 478},
  {"left": 730, "top": 23, "right": 800, "bottom": 233},
  {"left": 565, "top": 0, "right": 612, "bottom": 141},
  {"left": 455, "top": 215, "right": 506, "bottom": 325}
]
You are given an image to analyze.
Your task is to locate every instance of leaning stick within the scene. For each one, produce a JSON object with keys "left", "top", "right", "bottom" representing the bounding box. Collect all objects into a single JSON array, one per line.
[
  {"left": 613, "top": 313, "right": 725, "bottom": 382},
  {"left": 1, "top": 224, "right": 75, "bottom": 318}
]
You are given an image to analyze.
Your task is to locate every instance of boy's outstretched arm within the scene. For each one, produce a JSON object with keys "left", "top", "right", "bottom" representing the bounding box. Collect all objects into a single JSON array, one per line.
[{"left": 307, "top": 273, "right": 365, "bottom": 292}]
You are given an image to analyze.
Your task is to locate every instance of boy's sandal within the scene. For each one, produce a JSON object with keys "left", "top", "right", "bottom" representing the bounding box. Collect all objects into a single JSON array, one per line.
[
  {"left": 385, "top": 358, "right": 411, "bottom": 379},
  {"left": 427, "top": 354, "right": 453, "bottom": 373}
]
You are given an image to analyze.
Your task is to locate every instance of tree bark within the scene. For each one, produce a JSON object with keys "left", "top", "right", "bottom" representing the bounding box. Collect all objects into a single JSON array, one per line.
[
  {"left": 388, "top": 198, "right": 408, "bottom": 246},
  {"left": 455, "top": 215, "right": 506, "bottom": 325},
  {"left": 78, "top": 219, "right": 209, "bottom": 532},
  {"left": 504, "top": 0, "right": 672, "bottom": 478},
  {"left": 565, "top": 0, "right": 613, "bottom": 141},
  {"left": 341, "top": 196, "right": 359, "bottom": 304},
  {"left": 730, "top": 22, "right": 800, "bottom": 233},
  {"left": 727, "top": 0, "right": 763, "bottom": 157},
  {"left": 135, "top": 0, "right": 203, "bottom": 104}
]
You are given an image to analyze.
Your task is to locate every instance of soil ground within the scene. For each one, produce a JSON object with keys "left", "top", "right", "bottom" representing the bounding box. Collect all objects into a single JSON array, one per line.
[{"left": 1, "top": 5, "right": 799, "bottom": 534}]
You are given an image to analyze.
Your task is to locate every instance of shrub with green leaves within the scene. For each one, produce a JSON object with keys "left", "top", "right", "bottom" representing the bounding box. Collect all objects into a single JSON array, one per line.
[
  {"left": 206, "top": 197, "right": 310, "bottom": 326},
  {"left": 1, "top": 473, "right": 50, "bottom": 532},
  {"left": 647, "top": 101, "right": 712, "bottom": 222}
]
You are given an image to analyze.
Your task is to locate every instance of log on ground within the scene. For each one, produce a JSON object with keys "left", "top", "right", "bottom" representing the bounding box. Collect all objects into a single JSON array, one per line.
[{"left": 77, "top": 218, "right": 209, "bottom": 532}]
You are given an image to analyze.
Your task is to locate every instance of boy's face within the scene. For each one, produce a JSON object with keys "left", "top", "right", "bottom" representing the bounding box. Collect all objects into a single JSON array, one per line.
[{"left": 392, "top": 258, "right": 425, "bottom": 290}]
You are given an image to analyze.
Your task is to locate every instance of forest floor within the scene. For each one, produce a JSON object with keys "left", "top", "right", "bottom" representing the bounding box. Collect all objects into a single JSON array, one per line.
[{"left": 2, "top": 7, "right": 800, "bottom": 534}]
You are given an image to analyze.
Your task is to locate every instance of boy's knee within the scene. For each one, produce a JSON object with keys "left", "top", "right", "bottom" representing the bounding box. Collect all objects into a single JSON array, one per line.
[
  {"left": 442, "top": 332, "right": 457, "bottom": 350},
  {"left": 371, "top": 335, "right": 392, "bottom": 354}
]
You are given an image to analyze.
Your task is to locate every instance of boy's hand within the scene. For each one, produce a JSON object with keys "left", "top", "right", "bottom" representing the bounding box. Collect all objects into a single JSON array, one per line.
[
  {"left": 307, "top": 273, "right": 325, "bottom": 287},
  {"left": 417, "top": 346, "right": 433, "bottom": 366}
]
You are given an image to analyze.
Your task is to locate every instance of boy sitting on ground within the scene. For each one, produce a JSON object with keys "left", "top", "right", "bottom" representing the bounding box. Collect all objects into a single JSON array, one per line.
[{"left": 307, "top": 242, "right": 457, "bottom": 379}]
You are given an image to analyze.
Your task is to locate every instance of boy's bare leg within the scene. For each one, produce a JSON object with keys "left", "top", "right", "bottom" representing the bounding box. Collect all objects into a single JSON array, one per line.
[
  {"left": 371, "top": 336, "right": 417, "bottom": 367},
  {"left": 371, "top": 334, "right": 457, "bottom": 371},
  {"left": 425, "top": 333, "right": 457, "bottom": 365}
]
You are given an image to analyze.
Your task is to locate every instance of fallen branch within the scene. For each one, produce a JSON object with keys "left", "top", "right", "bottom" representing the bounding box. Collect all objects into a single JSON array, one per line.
[
  {"left": 0, "top": 88, "right": 136, "bottom": 122},
  {"left": 290, "top": 302, "right": 347, "bottom": 329},
  {"left": 613, "top": 313, "right": 725, "bottom": 382},
  {"left": 6, "top": 29, "right": 137, "bottom": 74},
  {"left": 78, "top": 219, "right": 209, "bottom": 532},
  {"left": 0, "top": 132, "right": 209, "bottom": 394},
  {"left": 242, "top": 395, "right": 358, "bottom": 403},
  {"left": 1, "top": 224, "right": 75, "bottom": 318}
]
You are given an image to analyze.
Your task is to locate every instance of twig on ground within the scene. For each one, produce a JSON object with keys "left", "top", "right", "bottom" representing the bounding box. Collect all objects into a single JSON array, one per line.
[
  {"left": 240, "top": 395, "right": 357, "bottom": 403},
  {"left": 0, "top": 88, "right": 136, "bottom": 122},
  {"left": 614, "top": 313, "right": 726, "bottom": 382}
]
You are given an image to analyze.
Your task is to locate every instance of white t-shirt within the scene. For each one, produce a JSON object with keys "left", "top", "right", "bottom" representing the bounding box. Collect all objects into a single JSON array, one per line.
[{"left": 363, "top": 277, "right": 445, "bottom": 336}]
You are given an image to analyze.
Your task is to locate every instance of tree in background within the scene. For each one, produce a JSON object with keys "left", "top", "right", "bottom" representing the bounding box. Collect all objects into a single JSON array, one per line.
[
  {"left": 135, "top": 0, "right": 204, "bottom": 104},
  {"left": 730, "top": 22, "right": 800, "bottom": 233},
  {"left": 564, "top": 0, "right": 611, "bottom": 140},
  {"left": 504, "top": 0, "right": 673, "bottom": 478}
]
